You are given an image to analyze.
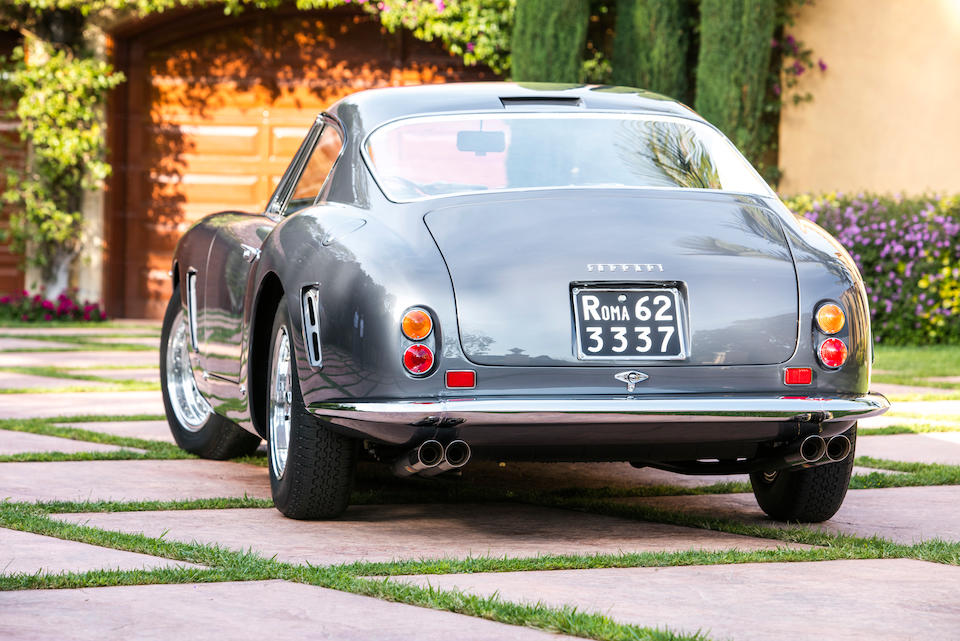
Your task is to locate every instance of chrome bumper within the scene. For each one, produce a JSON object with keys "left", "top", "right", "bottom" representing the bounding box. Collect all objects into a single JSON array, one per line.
[{"left": 308, "top": 393, "right": 890, "bottom": 427}]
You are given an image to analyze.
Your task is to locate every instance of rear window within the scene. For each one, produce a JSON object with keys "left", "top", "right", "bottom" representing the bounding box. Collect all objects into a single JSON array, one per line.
[{"left": 363, "top": 113, "right": 772, "bottom": 202}]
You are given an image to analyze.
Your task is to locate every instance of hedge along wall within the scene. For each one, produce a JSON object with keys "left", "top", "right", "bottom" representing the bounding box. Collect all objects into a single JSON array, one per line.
[
  {"left": 511, "top": 0, "right": 590, "bottom": 82},
  {"left": 788, "top": 194, "right": 960, "bottom": 345},
  {"left": 611, "top": 0, "right": 694, "bottom": 103},
  {"left": 695, "top": 0, "right": 777, "bottom": 163}
]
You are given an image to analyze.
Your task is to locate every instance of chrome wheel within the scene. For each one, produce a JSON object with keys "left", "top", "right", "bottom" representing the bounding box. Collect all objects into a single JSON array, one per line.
[
  {"left": 269, "top": 326, "right": 293, "bottom": 479},
  {"left": 164, "top": 309, "right": 212, "bottom": 431}
]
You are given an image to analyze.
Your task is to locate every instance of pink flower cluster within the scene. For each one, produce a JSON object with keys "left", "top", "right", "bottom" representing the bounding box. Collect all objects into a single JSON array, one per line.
[{"left": 0, "top": 289, "right": 108, "bottom": 323}]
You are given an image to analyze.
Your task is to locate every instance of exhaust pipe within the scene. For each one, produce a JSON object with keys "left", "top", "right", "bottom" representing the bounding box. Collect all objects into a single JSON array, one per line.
[
  {"left": 825, "top": 435, "right": 852, "bottom": 462},
  {"left": 420, "top": 440, "right": 472, "bottom": 477},
  {"left": 392, "top": 439, "right": 444, "bottom": 477},
  {"left": 799, "top": 435, "right": 827, "bottom": 463}
]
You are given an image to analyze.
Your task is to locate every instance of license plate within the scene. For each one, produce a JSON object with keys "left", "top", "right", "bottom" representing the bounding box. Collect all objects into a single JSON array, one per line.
[{"left": 572, "top": 287, "right": 686, "bottom": 360}]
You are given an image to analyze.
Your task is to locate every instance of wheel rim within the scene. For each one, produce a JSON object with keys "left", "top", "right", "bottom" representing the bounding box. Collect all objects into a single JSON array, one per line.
[
  {"left": 269, "top": 326, "right": 293, "bottom": 479},
  {"left": 165, "top": 309, "right": 212, "bottom": 431}
]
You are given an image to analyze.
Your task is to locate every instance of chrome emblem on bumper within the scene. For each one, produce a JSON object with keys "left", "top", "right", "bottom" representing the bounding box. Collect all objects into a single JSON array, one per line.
[{"left": 614, "top": 370, "right": 649, "bottom": 392}]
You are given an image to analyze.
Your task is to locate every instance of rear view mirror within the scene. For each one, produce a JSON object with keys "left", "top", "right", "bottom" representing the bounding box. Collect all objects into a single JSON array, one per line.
[{"left": 456, "top": 130, "right": 505, "bottom": 156}]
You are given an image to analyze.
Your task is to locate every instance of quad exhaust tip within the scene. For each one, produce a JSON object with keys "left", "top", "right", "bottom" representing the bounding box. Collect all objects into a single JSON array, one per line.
[
  {"left": 392, "top": 439, "right": 444, "bottom": 477},
  {"left": 826, "top": 434, "right": 852, "bottom": 462},
  {"left": 799, "top": 435, "right": 827, "bottom": 463}
]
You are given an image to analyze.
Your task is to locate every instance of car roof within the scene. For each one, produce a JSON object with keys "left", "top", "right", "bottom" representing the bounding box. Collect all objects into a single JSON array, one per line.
[{"left": 326, "top": 82, "right": 701, "bottom": 133}]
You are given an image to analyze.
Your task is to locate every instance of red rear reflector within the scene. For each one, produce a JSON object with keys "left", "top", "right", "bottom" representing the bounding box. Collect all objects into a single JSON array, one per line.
[
  {"left": 819, "top": 338, "right": 848, "bottom": 369},
  {"left": 403, "top": 344, "right": 434, "bottom": 375},
  {"left": 446, "top": 370, "right": 476, "bottom": 388},
  {"left": 784, "top": 367, "right": 812, "bottom": 385}
]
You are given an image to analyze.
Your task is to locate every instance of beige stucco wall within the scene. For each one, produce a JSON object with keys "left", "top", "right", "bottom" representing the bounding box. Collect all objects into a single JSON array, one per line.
[{"left": 778, "top": 0, "right": 960, "bottom": 195}]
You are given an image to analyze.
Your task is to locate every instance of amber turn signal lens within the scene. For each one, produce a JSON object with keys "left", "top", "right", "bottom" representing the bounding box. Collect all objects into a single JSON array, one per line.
[
  {"left": 403, "top": 344, "right": 434, "bottom": 375},
  {"left": 402, "top": 309, "right": 433, "bottom": 340},
  {"left": 818, "top": 338, "right": 848, "bottom": 369},
  {"left": 816, "top": 303, "right": 845, "bottom": 334}
]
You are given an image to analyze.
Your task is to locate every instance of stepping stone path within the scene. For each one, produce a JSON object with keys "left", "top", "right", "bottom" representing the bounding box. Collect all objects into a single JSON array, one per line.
[
  {"left": 55, "top": 504, "right": 799, "bottom": 566},
  {"left": 2, "top": 321, "right": 960, "bottom": 640},
  {"left": 0, "top": 528, "right": 199, "bottom": 575},
  {"left": 0, "top": 371, "right": 111, "bottom": 390},
  {"left": 390, "top": 559, "right": 960, "bottom": 641},
  {"left": 0, "top": 430, "right": 144, "bottom": 455},
  {"left": 0, "top": 580, "right": 577, "bottom": 641}
]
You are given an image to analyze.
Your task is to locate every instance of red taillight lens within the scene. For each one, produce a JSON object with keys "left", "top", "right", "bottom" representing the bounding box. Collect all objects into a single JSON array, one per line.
[
  {"left": 818, "top": 338, "right": 848, "bottom": 369},
  {"left": 784, "top": 367, "right": 812, "bottom": 385},
  {"left": 403, "top": 344, "right": 434, "bottom": 375},
  {"left": 446, "top": 370, "right": 476, "bottom": 388}
]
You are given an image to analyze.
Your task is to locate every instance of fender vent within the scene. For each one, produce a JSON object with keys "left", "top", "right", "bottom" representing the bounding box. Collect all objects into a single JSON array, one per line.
[
  {"left": 301, "top": 286, "right": 322, "bottom": 367},
  {"left": 186, "top": 271, "right": 199, "bottom": 353}
]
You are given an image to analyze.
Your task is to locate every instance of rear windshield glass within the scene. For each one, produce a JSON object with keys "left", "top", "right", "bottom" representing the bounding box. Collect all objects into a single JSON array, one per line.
[{"left": 363, "top": 113, "right": 772, "bottom": 202}]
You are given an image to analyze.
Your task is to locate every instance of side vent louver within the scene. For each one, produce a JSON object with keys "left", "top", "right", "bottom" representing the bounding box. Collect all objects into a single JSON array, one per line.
[
  {"left": 186, "top": 271, "right": 199, "bottom": 353},
  {"left": 301, "top": 286, "right": 322, "bottom": 367}
]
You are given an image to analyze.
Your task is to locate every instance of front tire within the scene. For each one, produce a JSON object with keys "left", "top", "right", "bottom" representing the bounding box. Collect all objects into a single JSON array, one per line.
[
  {"left": 267, "top": 302, "right": 355, "bottom": 519},
  {"left": 749, "top": 425, "right": 857, "bottom": 523},
  {"left": 160, "top": 284, "right": 261, "bottom": 459}
]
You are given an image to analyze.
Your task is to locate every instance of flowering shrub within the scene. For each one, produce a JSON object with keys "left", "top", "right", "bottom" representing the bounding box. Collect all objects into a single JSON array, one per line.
[
  {"left": 0, "top": 290, "right": 107, "bottom": 323},
  {"left": 787, "top": 193, "right": 960, "bottom": 345}
]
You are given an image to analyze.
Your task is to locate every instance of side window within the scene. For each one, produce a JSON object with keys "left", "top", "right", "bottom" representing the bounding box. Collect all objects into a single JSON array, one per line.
[{"left": 282, "top": 123, "right": 343, "bottom": 215}]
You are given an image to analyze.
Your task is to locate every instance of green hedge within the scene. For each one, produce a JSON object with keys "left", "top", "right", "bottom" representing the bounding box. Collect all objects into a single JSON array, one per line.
[
  {"left": 612, "top": 0, "right": 694, "bottom": 102},
  {"left": 511, "top": 0, "right": 590, "bottom": 82},
  {"left": 787, "top": 193, "right": 960, "bottom": 345}
]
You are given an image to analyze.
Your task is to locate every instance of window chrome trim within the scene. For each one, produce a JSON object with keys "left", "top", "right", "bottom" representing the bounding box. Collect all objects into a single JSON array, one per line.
[{"left": 360, "top": 110, "right": 776, "bottom": 203}]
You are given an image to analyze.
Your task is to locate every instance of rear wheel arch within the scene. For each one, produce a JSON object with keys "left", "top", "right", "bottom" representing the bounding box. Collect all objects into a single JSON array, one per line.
[{"left": 249, "top": 272, "right": 284, "bottom": 438}]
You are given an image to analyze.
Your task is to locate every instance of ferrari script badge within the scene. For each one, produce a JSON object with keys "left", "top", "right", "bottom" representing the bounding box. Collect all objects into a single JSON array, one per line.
[{"left": 614, "top": 370, "right": 649, "bottom": 392}]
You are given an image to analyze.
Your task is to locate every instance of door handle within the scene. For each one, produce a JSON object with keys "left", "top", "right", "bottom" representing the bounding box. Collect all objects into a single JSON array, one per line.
[{"left": 240, "top": 244, "right": 261, "bottom": 263}]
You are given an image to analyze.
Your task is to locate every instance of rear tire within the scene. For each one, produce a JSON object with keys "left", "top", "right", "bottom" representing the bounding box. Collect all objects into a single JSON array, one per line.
[
  {"left": 749, "top": 424, "right": 857, "bottom": 523},
  {"left": 160, "top": 284, "right": 262, "bottom": 459},
  {"left": 266, "top": 302, "right": 355, "bottom": 519}
]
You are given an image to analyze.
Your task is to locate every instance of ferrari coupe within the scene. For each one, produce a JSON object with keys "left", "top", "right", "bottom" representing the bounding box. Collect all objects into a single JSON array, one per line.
[{"left": 160, "top": 83, "right": 889, "bottom": 522}]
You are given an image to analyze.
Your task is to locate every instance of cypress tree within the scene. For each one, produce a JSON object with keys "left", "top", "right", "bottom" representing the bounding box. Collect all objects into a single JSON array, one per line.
[
  {"left": 694, "top": 0, "right": 777, "bottom": 163},
  {"left": 612, "top": 0, "right": 692, "bottom": 101},
  {"left": 511, "top": 0, "right": 590, "bottom": 82}
]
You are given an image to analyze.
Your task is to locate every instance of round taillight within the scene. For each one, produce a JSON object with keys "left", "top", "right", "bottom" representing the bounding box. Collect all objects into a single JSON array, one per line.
[
  {"left": 402, "top": 309, "right": 433, "bottom": 340},
  {"left": 403, "top": 344, "right": 434, "bottom": 375},
  {"left": 816, "top": 303, "right": 845, "bottom": 334},
  {"left": 818, "top": 338, "right": 848, "bottom": 369}
]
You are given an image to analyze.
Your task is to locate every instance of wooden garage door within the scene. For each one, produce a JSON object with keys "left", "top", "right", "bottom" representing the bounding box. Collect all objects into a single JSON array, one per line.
[
  {"left": 0, "top": 30, "right": 25, "bottom": 297},
  {"left": 109, "top": 7, "right": 491, "bottom": 318}
]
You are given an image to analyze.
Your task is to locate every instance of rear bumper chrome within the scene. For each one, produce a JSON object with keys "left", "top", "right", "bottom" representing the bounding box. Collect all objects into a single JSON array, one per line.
[{"left": 308, "top": 392, "right": 889, "bottom": 430}]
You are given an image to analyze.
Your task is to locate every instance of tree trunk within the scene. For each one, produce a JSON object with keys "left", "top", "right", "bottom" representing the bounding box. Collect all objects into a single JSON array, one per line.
[{"left": 41, "top": 248, "right": 74, "bottom": 300}]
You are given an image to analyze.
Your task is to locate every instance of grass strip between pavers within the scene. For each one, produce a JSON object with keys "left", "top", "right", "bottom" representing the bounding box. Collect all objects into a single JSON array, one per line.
[
  {"left": 0, "top": 366, "right": 159, "bottom": 394},
  {"left": 860, "top": 422, "right": 960, "bottom": 435},
  {"left": 0, "top": 333, "right": 156, "bottom": 352},
  {"left": 0, "top": 416, "right": 190, "bottom": 460}
]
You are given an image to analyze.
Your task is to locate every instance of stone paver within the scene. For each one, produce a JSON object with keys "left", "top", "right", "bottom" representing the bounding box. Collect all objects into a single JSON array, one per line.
[
  {"left": 0, "top": 528, "right": 198, "bottom": 574},
  {"left": 0, "top": 580, "right": 576, "bottom": 641},
  {"left": 0, "top": 371, "right": 110, "bottom": 390},
  {"left": 0, "top": 323, "right": 159, "bottom": 336},
  {"left": 860, "top": 414, "right": 959, "bottom": 429},
  {"left": 0, "top": 430, "right": 143, "bottom": 455},
  {"left": 63, "top": 368, "right": 159, "bottom": 382},
  {"left": 858, "top": 432, "right": 960, "bottom": 465},
  {"left": 888, "top": 400, "right": 960, "bottom": 415},
  {"left": 0, "top": 390, "right": 163, "bottom": 419},
  {"left": 873, "top": 381, "right": 949, "bottom": 396},
  {"left": 55, "top": 503, "right": 802, "bottom": 566},
  {"left": 928, "top": 375, "right": 960, "bottom": 383},
  {"left": 0, "top": 337, "right": 79, "bottom": 351},
  {"left": 53, "top": 420, "right": 175, "bottom": 444},
  {"left": 0, "top": 460, "right": 269, "bottom": 502},
  {"left": 0, "top": 351, "right": 158, "bottom": 368},
  {"left": 392, "top": 559, "right": 960, "bottom": 641},
  {"left": 619, "top": 486, "right": 960, "bottom": 544},
  {"left": 83, "top": 336, "right": 161, "bottom": 348}
]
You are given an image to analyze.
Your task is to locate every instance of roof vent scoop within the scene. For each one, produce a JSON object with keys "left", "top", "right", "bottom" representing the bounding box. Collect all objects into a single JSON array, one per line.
[{"left": 500, "top": 97, "right": 584, "bottom": 110}]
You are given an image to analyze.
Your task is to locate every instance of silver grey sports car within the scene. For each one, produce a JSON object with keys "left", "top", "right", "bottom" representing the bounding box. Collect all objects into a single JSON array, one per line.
[{"left": 160, "top": 82, "right": 889, "bottom": 522}]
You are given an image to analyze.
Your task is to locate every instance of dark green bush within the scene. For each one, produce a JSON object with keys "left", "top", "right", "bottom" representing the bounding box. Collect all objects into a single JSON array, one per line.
[
  {"left": 611, "top": 0, "right": 694, "bottom": 102},
  {"left": 511, "top": 0, "right": 590, "bottom": 82},
  {"left": 695, "top": 0, "right": 777, "bottom": 164}
]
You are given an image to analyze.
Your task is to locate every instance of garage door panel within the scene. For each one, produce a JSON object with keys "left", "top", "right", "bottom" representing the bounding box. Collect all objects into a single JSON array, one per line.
[{"left": 114, "top": 7, "right": 491, "bottom": 318}]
